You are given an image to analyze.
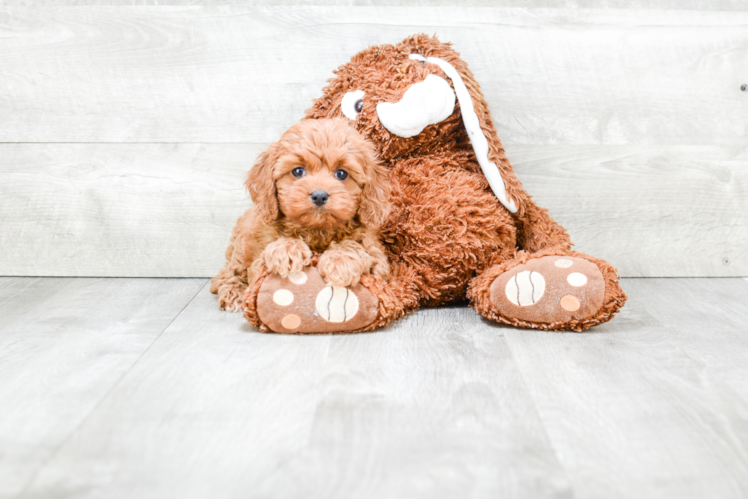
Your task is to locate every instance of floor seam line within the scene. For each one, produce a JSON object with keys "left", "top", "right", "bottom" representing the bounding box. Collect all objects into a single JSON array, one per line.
[
  {"left": 17, "top": 278, "right": 209, "bottom": 496},
  {"left": 502, "top": 332, "right": 579, "bottom": 499}
]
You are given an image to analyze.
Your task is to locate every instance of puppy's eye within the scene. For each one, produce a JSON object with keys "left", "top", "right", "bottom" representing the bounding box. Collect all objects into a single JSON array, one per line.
[
  {"left": 334, "top": 169, "right": 348, "bottom": 181},
  {"left": 341, "top": 90, "right": 365, "bottom": 120},
  {"left": 291, "top": 167, "right": 305, "bottom": 178}
]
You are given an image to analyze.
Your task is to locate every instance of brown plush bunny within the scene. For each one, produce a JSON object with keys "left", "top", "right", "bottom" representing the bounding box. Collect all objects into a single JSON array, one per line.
[{"left": 240, "top": 34, "right": 626, "bottom": 333}]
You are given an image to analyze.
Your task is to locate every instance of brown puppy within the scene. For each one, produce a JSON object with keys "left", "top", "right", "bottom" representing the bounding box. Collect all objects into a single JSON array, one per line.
[{"left": 211, "top": 118, "right": 390, "bottom": 312}]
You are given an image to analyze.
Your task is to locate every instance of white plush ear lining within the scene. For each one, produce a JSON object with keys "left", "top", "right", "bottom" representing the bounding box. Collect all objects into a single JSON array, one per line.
[{"left": 409, "top": 54, "right": 518, "bottom": 214}]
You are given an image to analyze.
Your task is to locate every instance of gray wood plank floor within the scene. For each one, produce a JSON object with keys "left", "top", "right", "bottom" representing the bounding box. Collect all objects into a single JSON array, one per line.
[{"left": 1, "top": 277, "right": 747, "bottom": 498}]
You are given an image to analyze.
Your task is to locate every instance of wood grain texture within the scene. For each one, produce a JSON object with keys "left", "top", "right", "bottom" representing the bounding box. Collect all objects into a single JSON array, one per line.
[
  {"left": 4, "top": 276, "right": 748, "bottom": 497},
  {"left": 21, "top": 285, "right": 571, "bottom": 498},
  {"left": 1, "top": 5, "right": 746, "bottom": 278},
  {"left": 503, "top": 277, "right": 748, "bottom": 497},
  {"left": 5, "top": 0, "right": 748, "bottom": 8},
  {"left": 0, "top": 143, "right": 251, "bottom": 277},
  {"left": 0, "top": 6, "right": 746, "bottom": 144},
  {"left": 511, "top": 144, "right": 748, "bottom": 278},
  {"left": 0, "top": 277, "right": 205, "bottom": 498},
  {"left": 1, "top": 143, "right": 745, "bottom": 277}
]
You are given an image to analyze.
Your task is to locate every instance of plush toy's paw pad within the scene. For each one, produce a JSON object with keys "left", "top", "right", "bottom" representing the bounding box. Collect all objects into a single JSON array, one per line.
[
  {"left": 256, "top": 267, "right": 378, "bottom": 333},
  {"left": 490, "top": 256, "right": 606, "bottom": 324}
]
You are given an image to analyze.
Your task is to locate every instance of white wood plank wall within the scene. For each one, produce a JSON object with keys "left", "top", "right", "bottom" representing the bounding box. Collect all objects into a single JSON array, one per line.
[{"left": 1, "top": 4, "right": 746, "bottom": 277}]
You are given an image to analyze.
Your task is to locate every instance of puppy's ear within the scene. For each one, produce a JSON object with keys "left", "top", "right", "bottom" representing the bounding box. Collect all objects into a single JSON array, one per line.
[
  {"left": 246, "top": 142, "right": 281, "bottom": 223},
  {"left": 357, "top": 141, "right": 391, "bottom": 228}
]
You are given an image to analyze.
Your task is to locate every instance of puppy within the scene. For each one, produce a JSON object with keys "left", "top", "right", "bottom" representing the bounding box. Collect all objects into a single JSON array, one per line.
[{"left": 210, "top": 118, "right": 391, "bottom": 312}]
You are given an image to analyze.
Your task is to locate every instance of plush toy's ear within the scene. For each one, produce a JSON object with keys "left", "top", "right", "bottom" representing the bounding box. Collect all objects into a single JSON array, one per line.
[
  {"left": 402, "top": 35, "right": 530, "bottom": 217},
  {"left": 246, "top": 142, "right": 281, "bottom": 223},
  {"left": 356, "top": 142, "right": 391, "bottom": 228}
]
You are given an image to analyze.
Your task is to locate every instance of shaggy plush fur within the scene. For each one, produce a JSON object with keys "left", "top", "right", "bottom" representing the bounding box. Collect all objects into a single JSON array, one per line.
[
  {"left": 210, "top": 118, "right": 391, "bottom": 312},
  {"left": 237, "top": 34, "right": 626, "bottom": 332}
]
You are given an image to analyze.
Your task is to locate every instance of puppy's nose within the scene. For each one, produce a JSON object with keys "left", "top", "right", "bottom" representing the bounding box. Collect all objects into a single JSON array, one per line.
[{"left": 310, "top": 190, "right": 329, "bottom": 207}]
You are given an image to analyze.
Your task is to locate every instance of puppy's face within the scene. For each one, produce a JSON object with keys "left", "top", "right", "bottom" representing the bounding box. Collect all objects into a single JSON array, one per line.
[
  {"left": 274, "top": 141, "right": 363, "bottom": 229},
  {"left": 247, "top": 119, "right": 389, "bottom": 230}
]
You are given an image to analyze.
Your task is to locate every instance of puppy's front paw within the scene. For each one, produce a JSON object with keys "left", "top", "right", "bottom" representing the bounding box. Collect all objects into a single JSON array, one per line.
[
  {"left": 217, "top": 287, "right": 244, "bottom": 312},
  {"left": 318, "top": 248, "right": 371, "bottom": 287},
  {"left": 260, "top": 238, "right": 312, "bottom": 277}
]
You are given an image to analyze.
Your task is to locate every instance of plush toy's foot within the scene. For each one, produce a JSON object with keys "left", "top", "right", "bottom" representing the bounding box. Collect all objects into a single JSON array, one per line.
[
  {"left": 492, "top": 255, "right": 606, "bottom": 324},
  {"left": 468, "top": 250, "right": 626, "bottom": 331},
  {"left": 243, "top": 266, "right": 380, "bottom": 334}
]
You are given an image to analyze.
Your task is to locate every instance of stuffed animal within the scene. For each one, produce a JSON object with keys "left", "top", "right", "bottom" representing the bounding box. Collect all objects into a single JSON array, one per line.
[{"left": 240, "top": 34, "right": 626, "bottom": 333}]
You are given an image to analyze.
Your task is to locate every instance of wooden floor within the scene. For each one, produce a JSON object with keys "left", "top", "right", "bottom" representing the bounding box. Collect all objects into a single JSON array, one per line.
[{"left": 1, "top": 277, "right": 747, "bottom": 498}]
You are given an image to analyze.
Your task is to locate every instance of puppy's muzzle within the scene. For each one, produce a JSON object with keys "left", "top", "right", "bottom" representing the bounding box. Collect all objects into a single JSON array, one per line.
[{"left": 310, "top": 190, "right": 329, "bottom": 207}]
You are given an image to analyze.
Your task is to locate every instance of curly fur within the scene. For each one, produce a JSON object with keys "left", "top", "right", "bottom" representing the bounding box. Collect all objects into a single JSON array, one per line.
[
  {"left": 239, "top": 34, "right": 626, "bottom": 332},
  {"left": 211, "top": 118, "right": 391, "bottom": 312}
]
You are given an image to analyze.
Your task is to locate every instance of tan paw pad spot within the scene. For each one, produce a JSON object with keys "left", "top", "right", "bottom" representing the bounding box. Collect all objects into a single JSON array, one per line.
[
  {"left": 505, "top": 270, "right": 545, "bottom": 306},
  {"left": 560, "top": 295, "right": 581, "bottom": 312},
  {"left": 273, "top": 289, "right": 294, "bottom": 306},
  {"left": 567, "top": 272, "right": 588, "bottom": 287},
  {"left": 316, "top": 286, "right": 359, "bottom": 323},
  {"left": 555, "top": 258, "right": 573, "bottom": 268},
  {"left": 288, "top": 271, "right": 308, "bottom": 285},
  {"left": 281, "top": 314, "right": 301, "bottom": 330}
]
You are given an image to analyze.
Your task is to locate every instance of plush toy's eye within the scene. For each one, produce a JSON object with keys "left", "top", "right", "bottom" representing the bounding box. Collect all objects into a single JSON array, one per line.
[
  {"left": 335, "top": 169, "right": 348, "bottom": 181},
  {"left": 341, "top": 90, "right": 365, "bottom": 120},
  {"left": 291, "top": 167, "right": 305, "bottom": 178}
]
